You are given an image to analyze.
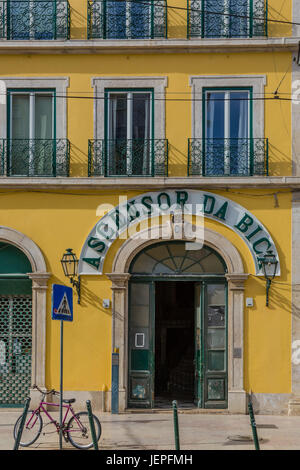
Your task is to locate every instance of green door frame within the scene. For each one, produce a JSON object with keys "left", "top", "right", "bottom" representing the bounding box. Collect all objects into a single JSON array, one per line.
[{"left": 128, "top": 275, "right": 228, "bottom": 409}]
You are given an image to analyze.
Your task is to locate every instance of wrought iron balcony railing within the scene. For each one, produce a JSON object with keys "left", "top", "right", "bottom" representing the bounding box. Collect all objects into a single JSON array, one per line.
[
  {"left": 187, "top": 0, "right": 268, "bottom": 38},
  {"left": 87, "top": 0, "right": 167, "bottom": 39},
  {"left": 88, "top": 139, "right": 169, "bottom": 177},
  {"left": 188, "top": 138, "right": 269, "bottom": 176},
  {"left": 0, "top": 1, "right": 70, "bottom": 40},
  {"left": 0, "top": 139, "right": 70, "bottom": 177}
]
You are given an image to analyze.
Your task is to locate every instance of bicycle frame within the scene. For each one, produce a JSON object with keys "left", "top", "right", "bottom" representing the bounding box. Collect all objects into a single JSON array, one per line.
[{"left": 25, "top": 400, "right": 84, "bottom": 436}]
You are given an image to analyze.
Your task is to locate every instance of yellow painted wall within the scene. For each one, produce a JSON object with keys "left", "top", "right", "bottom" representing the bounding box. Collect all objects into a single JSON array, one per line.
[
  {"left": 0, "top": 0, "right": 293, "bottom": 398},
  {"left": 0, "top": 187, "right": 291, "bottom": 393},
  {"left": 0, "top": 51, "right": 292, "bottom": 177}
]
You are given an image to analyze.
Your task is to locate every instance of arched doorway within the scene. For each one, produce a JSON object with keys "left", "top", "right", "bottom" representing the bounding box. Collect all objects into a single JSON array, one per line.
[
  {"left": 128, "top": 241, "right": 228, "bottom": 409},
  {"left": 0, "top": 242, "right": 33, "bottom": 406}
]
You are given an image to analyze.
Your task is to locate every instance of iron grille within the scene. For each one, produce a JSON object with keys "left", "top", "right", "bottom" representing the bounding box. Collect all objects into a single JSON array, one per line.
[
  {"left": 87, "top": 0, "right": 167, "bottom": 39},
  {"left": 187, "top": 138, "right": 269, "bottom": 176},
  {"left": 187, "top": 0, "right": 268, "bottom": 38},
  {"left": 0, "top": 296, "right": 32, "bottom": 406},
  {"left": 0, "top": 0, "right": 70, "bottom": 40},
  {"left": 88, "top": 139, "right": 169, "bottom": 177},
  {"left": 0, "top": 139, "right": 70, "bottom": 177}
]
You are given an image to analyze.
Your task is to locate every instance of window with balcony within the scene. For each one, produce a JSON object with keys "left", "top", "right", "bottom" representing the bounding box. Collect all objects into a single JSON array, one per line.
[
  {"left": 0, "top": 0, "right": 70, "bottom": 40},
  {"left": 87, "top": 0, "right": 167, "bottom": 39},
  {"left": 89, "top": 89, "right": 168, "bottom": 177},
  {"left": 187, "top": 0, "right": 267, "bottom": 38},
  {"left": 189, "top": 76, "right": 268, "bottom": 177},
  {"left": 3, "top": 90, "right": 69, "bottom": 176}
]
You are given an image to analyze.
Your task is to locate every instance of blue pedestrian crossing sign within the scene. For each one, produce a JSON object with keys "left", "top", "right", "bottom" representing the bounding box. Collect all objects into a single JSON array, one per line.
[{"left": 52, "top": 284, "right": 73, "bottom": 322}]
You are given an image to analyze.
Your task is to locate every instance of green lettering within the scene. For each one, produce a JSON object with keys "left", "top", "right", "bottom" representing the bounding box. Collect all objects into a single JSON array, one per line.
[
  {"left": 246, "top": 226, "right": 263, "bottom": 241},
  {"left": 176, "top": 191, "right": 189, "bottom": 208},
  {"left": 127, "top": 200, "right": 140, "bottom": 223},
  {"left": 142, "top": 196, "right": 153, "bottom": 213},
  {"left": 83, "top": 257, "right": 101, "bottom": 270},
  {"left": 234, "top": 213, "right": 254, "bottom": 233},
  {"left": 87, "top": 237, "right": 106, "bottom": 254},
  {"left": 203, "top": 195, "right": 215, "bottom": 214},
  {"left": 157, "top": 192, "right": 171, "bottom": 209},
  {"left": 253, "top": 238, "right": 272, "bottom": 254},
  {"left": 213, "top": 202, "right": 228, "bottom": 221}
]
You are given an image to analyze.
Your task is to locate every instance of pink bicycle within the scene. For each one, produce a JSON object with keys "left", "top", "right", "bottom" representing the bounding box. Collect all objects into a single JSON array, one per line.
[{"left": 13, "top": 385, "right": 101, "bottom": 449}]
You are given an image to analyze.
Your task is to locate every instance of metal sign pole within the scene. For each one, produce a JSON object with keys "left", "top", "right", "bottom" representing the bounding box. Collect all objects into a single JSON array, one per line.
[{"left": 59, "top": 319, "right": 63, "bottom": 450}]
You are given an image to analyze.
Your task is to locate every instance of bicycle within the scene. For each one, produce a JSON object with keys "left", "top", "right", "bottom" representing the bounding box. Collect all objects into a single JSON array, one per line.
[{"left": 13, "top": 384, "right": 101, "bottom": 449}]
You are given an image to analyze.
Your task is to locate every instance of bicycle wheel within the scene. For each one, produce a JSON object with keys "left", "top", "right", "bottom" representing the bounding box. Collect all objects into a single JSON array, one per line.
[
  {"left": 66, "top": 411, "right": 101, "bottom": 450},
  {"left": 13, "top": 410, "right": 43, "bottom": 447}
]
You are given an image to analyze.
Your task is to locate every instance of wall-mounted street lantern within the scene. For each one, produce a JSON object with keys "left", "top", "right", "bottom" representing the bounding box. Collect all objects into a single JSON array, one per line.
[
  {"left": 60, "top": 248, "right": 81, "bottom": 304},
  {"left": 258, "top": 250, "right": 278, "bottom": 307}
]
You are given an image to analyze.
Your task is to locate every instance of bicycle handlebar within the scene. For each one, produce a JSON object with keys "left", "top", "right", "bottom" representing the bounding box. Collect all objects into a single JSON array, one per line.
[{"left": 32, "top": 384, "right": 59, "bottom": 396}]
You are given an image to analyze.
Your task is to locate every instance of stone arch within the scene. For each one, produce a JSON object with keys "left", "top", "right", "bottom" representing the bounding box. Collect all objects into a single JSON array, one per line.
[
  {"left": 106, "top": 223, "right": 248, "bottom": 413},
  {"left": 0, "top": 226, "right": 51, "bottom": 406}
]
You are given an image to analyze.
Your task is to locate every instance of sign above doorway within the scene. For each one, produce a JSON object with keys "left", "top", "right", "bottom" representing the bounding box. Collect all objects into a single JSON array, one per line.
[{"left": 78, "top": 190, "right": 280, "bottom": 277}]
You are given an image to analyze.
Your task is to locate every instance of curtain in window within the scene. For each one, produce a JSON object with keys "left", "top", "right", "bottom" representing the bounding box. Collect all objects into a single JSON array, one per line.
[
  {"left": 108, "top": 93, "right": 151, "bottom": 176},
  {"left": 10, "top": 93, "right": 53, "bottom": 176},
  {"left": 205, "top": 92, "right": 225, "bottom": 175},
  {"left": 229, "top": 92, "right": 249, "bottom": 175},
  {"left": 205, "top": 91, "right": 249, "bottom": 176}
]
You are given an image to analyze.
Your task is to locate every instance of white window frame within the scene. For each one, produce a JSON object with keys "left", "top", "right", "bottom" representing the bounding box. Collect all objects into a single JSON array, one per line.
[
  {"left": 0, "top": 77, "right": 69, "bottom": 141},
  {"left": 92, "top": 77, "right": 167, "bottom": 141},
  {"left": 189, "top": 75, "right": 266, "bottom": 140}
]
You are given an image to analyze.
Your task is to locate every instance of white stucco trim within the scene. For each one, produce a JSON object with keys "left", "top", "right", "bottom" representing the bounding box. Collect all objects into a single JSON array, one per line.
[
  {"left": 106, "top": 224, "right": 248, "bottom": 413},
  {"left": 91, "top": 76, "right": 168, "bottom": 140},
  {"left": 189, "top": 75, "right": 267, "bottom": 139},
  {"left": 0, "top": 77, "right": 69, "bottom": 140}
]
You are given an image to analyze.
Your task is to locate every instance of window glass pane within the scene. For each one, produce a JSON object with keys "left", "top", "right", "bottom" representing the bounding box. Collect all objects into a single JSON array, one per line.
[
  {"left": 130, "top": 0, "right": 150, "bottom": 38},
  {"left": 130, "top": 283, "right": 149, "bottom": 327},
  {"left": 35, "top": 95, "right": 53, "bottom": 139},
  {"left": 206, "top": 92, "right": 225, "bottom": 139},
  {"left": 106, "top": 1, "right": 126, "bottom": 39},
  {"left": 130, "top": 254, "right": 156, "bottom": 274},
  {"left": 109, "top": 94, "right": 127, "bottom": 140},
  {"left": 12, "top": 95, "right": 29, "bottom": 139},
  {"left": 132, "top": 93, "right": 151, "bottom": 140},
  {"left": 204, "top": 0, "right": 223, "bottom": 38},
  {"left": 230, "top": 0, "right": 248, "bottom": 37},
  {"left": 207, "top": 328, "right": 226, "bottom": 348},
  {"left": 229, "top": 92, "right": 249, "bottom": 139},
  {"left": 208, "top": 350, "right": 225, "bottom": 371}
]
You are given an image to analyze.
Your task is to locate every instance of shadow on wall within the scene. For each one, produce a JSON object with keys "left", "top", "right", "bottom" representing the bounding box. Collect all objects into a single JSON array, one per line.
[
  {"left": 267, "top": 6, "right": 292, "bottom": 38},
  {"left": 69, "top": 143, "right": 90, "bottom": 177},
  {"left": 70, "top": 6, "right": 87, "bottom": 39},
  {"left": 268, "top": 143, "right": 292, "bottom": 176},
  {"left": 168, "top": 10, "right": 187, "bottom": 39}
]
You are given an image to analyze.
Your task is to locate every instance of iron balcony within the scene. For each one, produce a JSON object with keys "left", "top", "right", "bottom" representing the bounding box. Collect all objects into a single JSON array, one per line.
[
  {"left": 87, "top": 0, "right": 167, "bottom": 40},
  {"left": 187, "top": 0, "right": 268, "bottom": 39},
  {"left": 0, "top": 139, "right": 70, "bottom": 177},
  {"left": 0, "top": 1, "right": 70, "bottom": 40},
  {"left": 88, "top": 139, "right": 169, "bottom": 177},
  {"left": 187, "top": 138, "right": 269, "bottom": 177}
]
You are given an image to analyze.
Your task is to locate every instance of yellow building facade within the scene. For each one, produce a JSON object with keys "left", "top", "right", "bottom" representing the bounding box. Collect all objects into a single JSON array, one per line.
[{"left": 0, "top": 0, "right": 298, "bottom": 414}]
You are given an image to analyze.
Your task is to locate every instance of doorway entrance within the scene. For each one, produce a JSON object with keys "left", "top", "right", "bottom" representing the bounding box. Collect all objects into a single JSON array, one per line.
[
  {"left": 128, "top": 241, "right": 228, "bottom": 409},
  {"left": 155, "top": 281, "right": 195, "bottom": 406}
]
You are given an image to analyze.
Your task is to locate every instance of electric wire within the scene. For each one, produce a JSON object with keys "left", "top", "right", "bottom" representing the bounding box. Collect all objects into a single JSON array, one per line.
[{"left": 102, "top": 0, "right": 300, "bottom": 28}]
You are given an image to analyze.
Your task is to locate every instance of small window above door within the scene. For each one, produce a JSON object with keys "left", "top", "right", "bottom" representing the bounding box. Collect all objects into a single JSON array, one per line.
[{"left": 130, "top": 242, "right": 226, "bottom": 275}]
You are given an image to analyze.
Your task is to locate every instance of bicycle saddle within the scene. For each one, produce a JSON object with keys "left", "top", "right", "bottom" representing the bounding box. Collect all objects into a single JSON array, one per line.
[{"left": 63, "top": 398, "right": 76, "bottom": 404}]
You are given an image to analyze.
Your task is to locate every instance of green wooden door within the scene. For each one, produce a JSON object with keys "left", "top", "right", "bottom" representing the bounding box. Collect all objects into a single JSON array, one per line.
[
  {"left": 194, "top": 281, "right": 227, "bottom": 409},
  {"left": 128, "top": 281, "right": 154, "bottom": 408}
]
